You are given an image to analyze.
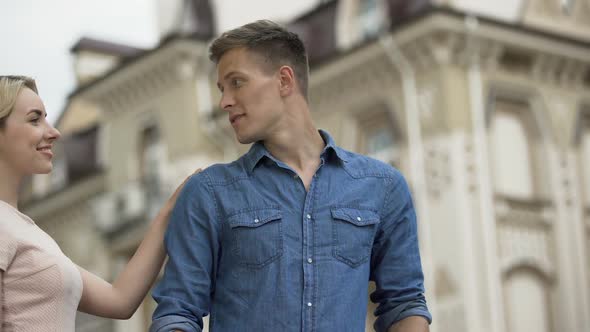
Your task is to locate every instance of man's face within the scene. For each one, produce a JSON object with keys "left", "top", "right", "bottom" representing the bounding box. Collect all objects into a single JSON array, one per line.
[{"left": 216, "top": 48, "right": 285, "bottom": 144}]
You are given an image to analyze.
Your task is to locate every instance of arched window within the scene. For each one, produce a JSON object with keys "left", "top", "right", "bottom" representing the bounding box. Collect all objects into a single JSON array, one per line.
[
  {"left": 489, "top": 101, "right": 535, "bottom": 198},
  {"left": 356, "top": 104, "right": 404, "bottom": 171},
  {"left": 503, "top": 268, "right": 552, "bottom": 332}
]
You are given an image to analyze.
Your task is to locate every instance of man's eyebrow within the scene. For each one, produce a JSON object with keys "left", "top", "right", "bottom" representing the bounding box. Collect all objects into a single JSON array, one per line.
[{"left": 223, "top": 71, "right": 242, "bottom": 80}]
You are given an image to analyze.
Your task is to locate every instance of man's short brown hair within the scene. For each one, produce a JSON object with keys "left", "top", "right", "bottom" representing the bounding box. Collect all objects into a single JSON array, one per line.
[{"left": 209, "top": 20, "right": 309, "bottom": 99}]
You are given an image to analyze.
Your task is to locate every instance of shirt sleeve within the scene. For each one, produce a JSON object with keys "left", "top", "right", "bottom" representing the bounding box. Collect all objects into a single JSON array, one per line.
[
  {"left": 150, "top": 173, "right": 221, "bottom": 332},
  {"left": 370, "top": 173, "right": 432, "bottom": 332}
]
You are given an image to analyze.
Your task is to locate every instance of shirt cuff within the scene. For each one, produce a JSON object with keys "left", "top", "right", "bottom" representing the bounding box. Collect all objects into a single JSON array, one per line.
[
  {"left": 149, "top": 315, "right": 202, "bottom": 332},
  {"left": 374, "top": 300, "right": 432, "bottom": 332}
]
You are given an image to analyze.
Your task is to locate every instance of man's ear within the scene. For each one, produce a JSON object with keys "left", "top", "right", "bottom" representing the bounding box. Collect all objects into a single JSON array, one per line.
[{"left": 278, "top": 66, "right": 296, "bottom": 97}]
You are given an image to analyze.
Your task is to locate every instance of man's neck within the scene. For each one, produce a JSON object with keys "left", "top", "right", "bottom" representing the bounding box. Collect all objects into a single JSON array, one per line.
[{"left": 263, "top": 124, "right": 325, "bottom": 173}]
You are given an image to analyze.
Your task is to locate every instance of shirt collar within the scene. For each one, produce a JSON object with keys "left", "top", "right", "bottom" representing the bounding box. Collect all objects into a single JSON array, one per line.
[{"left": 243, "top": 129, "right": 349, "bottom": 174}]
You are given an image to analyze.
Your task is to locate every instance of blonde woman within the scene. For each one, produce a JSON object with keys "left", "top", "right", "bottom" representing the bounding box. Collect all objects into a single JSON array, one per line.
[{"left": 0, "top": 75, "right": 197, "bottom": 331}]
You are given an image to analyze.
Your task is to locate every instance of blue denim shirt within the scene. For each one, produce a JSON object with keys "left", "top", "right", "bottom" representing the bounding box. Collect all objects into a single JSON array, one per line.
[{"left": 150, "top": 130, "right": 431, "bottom": 332}]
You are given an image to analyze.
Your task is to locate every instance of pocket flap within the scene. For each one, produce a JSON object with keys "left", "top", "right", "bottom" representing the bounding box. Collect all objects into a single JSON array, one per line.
[
  {"left": 228, "top": 208, "right": 282, "bottom": 228},
  {"left": 331, "top": 207, "right": 379, "bottom": 226}
]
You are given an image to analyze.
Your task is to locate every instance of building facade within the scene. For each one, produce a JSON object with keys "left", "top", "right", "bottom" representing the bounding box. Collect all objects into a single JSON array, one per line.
[{"left": 21, "top": 0, "right": 590, "bottom": 331}]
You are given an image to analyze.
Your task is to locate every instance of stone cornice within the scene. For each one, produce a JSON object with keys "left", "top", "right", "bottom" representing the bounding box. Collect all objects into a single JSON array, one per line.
[
  {"left": 22, "top": 173, "right": 106, "bottom": 221},
  {"left": 495, "top": 194, "right": 555, "bottom": 226},
  {"left": 389, "top": 12, "right": 590, "bottom": 88},
  {"left": 310, "top": 10, "right": 590, "bottom": 108},
  {"left": 76, "top": 39, "right": 210, "bottom": 114},
  {"left": 309, "top": 43, "right": 400, "bottom": 113}
]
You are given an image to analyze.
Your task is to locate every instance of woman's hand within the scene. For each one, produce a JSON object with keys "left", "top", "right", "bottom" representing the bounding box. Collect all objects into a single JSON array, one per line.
[{"left": 162, "top": 168, "right": 203, "bottom": 214}]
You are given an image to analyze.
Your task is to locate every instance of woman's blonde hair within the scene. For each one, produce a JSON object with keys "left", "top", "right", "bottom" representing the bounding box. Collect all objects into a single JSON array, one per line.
[{"left": 0, "top": 76, "right": 38, "bottom": 128}]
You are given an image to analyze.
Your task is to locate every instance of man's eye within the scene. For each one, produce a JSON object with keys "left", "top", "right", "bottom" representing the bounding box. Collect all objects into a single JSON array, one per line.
[{"left": 232, "top": 78, "right": 243, "bottom": 87}]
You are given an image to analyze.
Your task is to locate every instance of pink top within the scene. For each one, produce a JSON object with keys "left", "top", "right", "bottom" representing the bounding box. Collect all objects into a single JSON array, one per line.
[{"left": 0, "top": 200, "right": 83, "bottom": 332}]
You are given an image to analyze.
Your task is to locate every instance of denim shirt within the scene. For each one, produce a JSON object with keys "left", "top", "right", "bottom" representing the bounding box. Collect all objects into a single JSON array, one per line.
[{"left": 150, "top": 130, "right": 431, "bottom": 332}]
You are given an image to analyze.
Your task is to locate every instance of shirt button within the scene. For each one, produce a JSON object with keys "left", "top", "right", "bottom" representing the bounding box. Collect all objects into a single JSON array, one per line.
[
  {"left": 307, "top": 258, "right": 313, "bottom": 264},
  {"left": 306, "top": 214, "right": 311, "bottom": 220},
  {"left": 254, "top": 218, "right": 259, "bottom": 223},
  {"left": 356, "top": 217, "right": 362, "bottom": 222},
  {"left": 307, "top": 302, "right": 312, "bottom": 307}
]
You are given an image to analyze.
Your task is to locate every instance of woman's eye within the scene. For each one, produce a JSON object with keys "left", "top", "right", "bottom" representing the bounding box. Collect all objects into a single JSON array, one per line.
[{"left": 232, "top": 78, "right": 243, "bottom": 87}]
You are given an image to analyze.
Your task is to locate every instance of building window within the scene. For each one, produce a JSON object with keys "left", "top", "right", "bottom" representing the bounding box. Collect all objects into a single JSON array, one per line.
[
  {"left": 503, "top": 269, "right": 551, "bottom": 332},
  {"left": 489, "top": 100, "right": 537, "bottom": 199},
  {"left": 138, "top": 125, "right": 166, "bottom": 215},
  {"left": 139, "top": 126, "right": 164, "bottom": 181},
  {"left": 356, "top": 106, "right": 403, "bottom": 170},
  {"left": 358, "top": 0, "right": 384, "bottom": 38},
  {"left": 561, "top": 0, "right": 575, "bottom": 14},
  {"left": 365, "top": 126, "right": 398, "bottom": 164}
]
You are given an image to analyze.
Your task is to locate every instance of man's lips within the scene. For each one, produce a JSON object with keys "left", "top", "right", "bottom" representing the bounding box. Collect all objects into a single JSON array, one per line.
[{"left": 229, "top": 114, "right": 245, "bottom": 125}]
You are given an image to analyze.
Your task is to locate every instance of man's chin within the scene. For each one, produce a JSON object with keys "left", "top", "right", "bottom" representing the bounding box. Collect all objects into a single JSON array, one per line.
[{"left": 235, "top": 133, "right": 257, "bottom": 145}]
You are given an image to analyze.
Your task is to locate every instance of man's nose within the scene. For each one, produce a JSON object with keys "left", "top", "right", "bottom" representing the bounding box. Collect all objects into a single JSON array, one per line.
[{"left": 219, "top": 92, "right": 235, "bottom": 110}]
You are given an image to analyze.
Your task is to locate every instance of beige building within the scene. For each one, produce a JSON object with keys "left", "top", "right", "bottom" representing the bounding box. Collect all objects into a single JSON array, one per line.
[{"left": 21, "top": 0, "right": 590, "bottom": 331}]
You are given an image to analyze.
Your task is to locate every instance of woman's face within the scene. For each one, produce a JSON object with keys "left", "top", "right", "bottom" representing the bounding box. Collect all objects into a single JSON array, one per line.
[{"left": 0, "top": 87, "right": 61, "bottom": 176}]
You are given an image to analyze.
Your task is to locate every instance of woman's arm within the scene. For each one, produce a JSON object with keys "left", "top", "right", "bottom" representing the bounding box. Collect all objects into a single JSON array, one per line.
[{"left": 77, "top": 170, "right": 200, "bottom": 319}]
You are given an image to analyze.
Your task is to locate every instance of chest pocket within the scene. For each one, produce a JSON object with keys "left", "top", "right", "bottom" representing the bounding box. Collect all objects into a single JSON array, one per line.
[
  {"left": 227, "top": 208, "right": 283, "bottom": 268},
  {"left": 331, "top": 207, "right": 380, "bottom": 268}
]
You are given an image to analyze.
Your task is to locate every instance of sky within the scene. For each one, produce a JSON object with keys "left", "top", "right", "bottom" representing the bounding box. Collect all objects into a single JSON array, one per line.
[{"left": 0, "top": 0, "right": 319, "bottom": 124}]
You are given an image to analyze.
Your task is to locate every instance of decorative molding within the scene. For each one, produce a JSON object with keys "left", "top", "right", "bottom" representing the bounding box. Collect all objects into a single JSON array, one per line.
[
  {"left": 497, "top": 222, "right": 555, "bottom": 280},
  {"left": 80, "top": 41, "right": 209, "bottom": 114},
  {"left": 495, "top": 195, "right": 556, "bottom": 279},
  {"left": 462, "top": 137, "right": 479, "bottom": 194},
  {"left": 495, "top": 195, "right": 555, "bottom": 226},
  {"left": 531, "top": 53, "right": 589, "bottom": 87},
  {"left": 22, "top": 173, "right": 106, "bottom": 221},
  {"left": 310, "top": 52, "right": 398, "bottom": 113},
  {"left": 424, "top": 138, "right": 451, "bottom": 198},
  {"left": 387, "top": 18, "right": 590, "bottom": 89}
]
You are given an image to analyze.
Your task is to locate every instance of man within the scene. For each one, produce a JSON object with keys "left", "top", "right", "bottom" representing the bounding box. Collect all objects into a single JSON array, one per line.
[{"left": 150, "top": 20, "right": 431, "bottom": 332}]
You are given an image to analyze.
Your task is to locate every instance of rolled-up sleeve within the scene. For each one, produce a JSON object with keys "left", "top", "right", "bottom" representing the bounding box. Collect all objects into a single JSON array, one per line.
[
  {"left": 150, "top": 173, "right": 221, "bottom": 332},
  {"left": 370, "top": 173, "right": 432, "bottom": 332}
]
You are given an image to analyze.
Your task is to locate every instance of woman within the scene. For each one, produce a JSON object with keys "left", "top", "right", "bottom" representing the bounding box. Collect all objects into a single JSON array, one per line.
[{"left": 0, "top": 75, "right": 196, "bottom": 331}]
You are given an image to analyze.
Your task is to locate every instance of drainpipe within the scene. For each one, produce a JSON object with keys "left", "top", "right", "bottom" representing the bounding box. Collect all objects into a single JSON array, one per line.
[
  {"left": 464, "top": 15, "right": 505, "bottom": 332},
  {"left": 379, "top": 36, "right": 438, "bottom": 332}
]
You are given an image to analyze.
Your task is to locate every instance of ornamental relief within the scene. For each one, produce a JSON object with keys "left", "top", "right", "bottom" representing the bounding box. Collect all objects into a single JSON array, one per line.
[
  {"left": 497, "top": 222, "right": 555, "bottom": 279},
  {"left": 559, "top": 152, "right": 577, "bottom": 208},
  {"left": 91, "top": 53, "right": 188, "bottom": 113},
  {"left": 495, "top": 195, "right": 555, "bottom": 226},
  {"left": 310, "top": 55, "right": 398, "bottom": 112},
  {"left": 424, "top": 138, "right": 452, "bottom": 199}
]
